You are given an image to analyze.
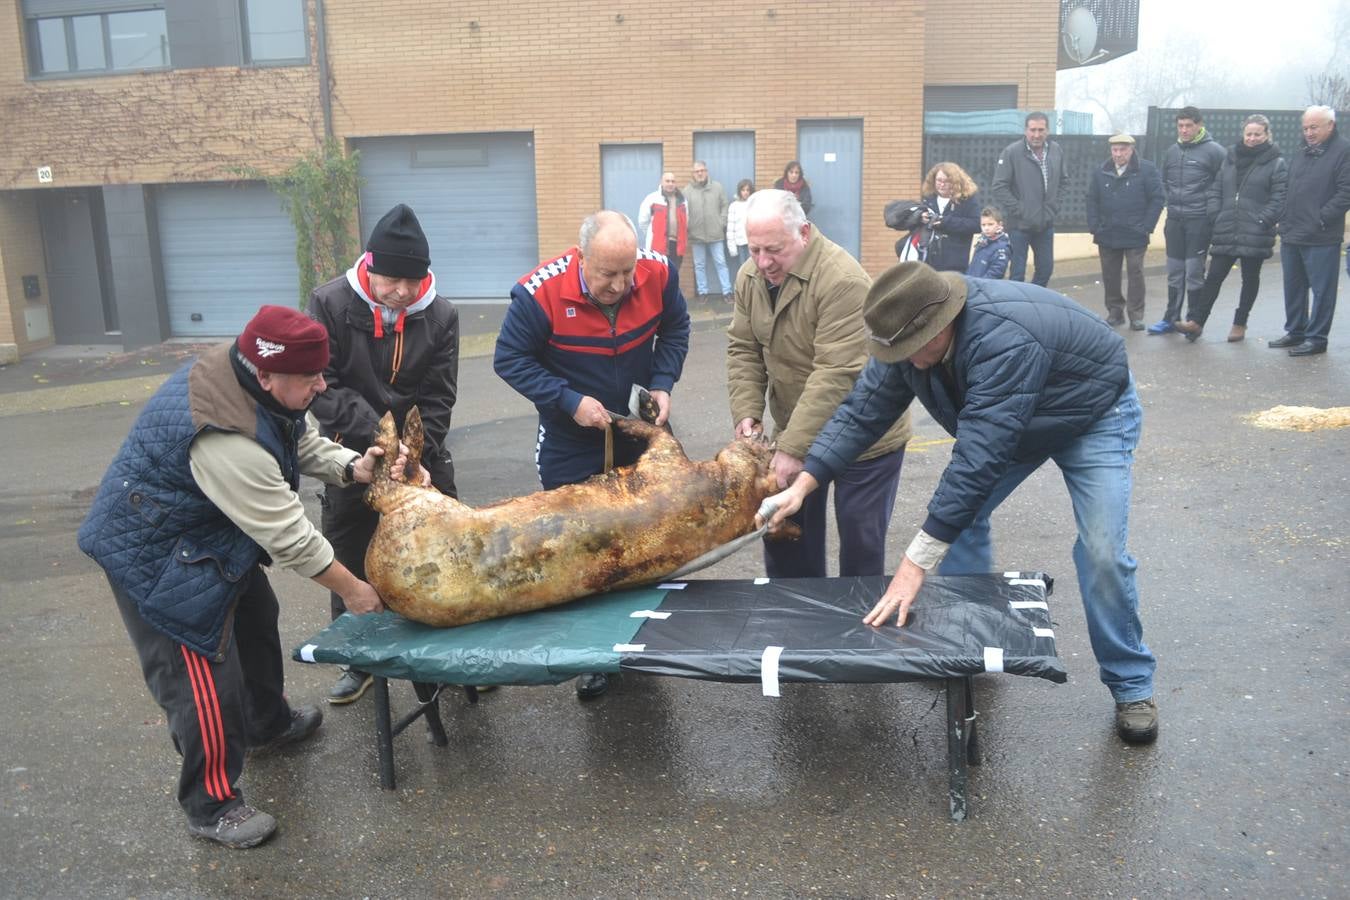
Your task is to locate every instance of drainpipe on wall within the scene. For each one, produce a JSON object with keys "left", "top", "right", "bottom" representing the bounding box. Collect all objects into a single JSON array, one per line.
[{"left": 315, "top": 0, "right": 334, "bottom": 140}]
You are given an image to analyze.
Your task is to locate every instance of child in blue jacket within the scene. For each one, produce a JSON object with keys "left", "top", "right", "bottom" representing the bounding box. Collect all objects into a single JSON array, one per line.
[{"left": 967, "top": 207, "right": 1011, "bottom": 279}]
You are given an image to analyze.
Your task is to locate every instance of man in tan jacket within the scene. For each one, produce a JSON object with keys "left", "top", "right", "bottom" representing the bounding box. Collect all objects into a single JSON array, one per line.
[{"left": 727, "top": 190, "right": 910, "bottom": 577}]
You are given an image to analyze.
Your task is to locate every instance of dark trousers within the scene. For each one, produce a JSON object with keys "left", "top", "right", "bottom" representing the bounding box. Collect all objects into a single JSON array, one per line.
[
  {"left": 1008, "top": 227, "right": 1055, "bottom": 286},
  {"left": 1280, "top": 243, "right": 1341, "bottom": 347},
  {"left": 1163, "top": 217, "right": 1211, "bottom": 321},
  {"left": 111, "top": 569, "right": 291, "bottom": 826},
  {"left": 666, "top": 238, "right": 683, "bottom": 274},
  {"left": 321, "top": 483, "right": 378, "bottom": 620},
  {"left": 763, "top": 447, "right": 905, "bottom": 578},
  {"left": 535, "top": 420, "right": 646, "bottom": 490},
  {"left": 1098, "top": 246, "right": 1147, "bottom": 324},
  {"left": 1187, "top": 254, "right": 1265, "bottom": 327}
]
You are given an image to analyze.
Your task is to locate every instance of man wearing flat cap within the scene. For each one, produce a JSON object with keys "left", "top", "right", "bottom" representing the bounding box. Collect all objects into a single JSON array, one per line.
[
  {"left": 760, "top": 262, "right": 1160, "bottom": 746},
  {"left": 309, "top": 203, "right": 461, "bottom": 704},
  {"left": 79, "top": 305, "right": 420, "bottom": 849},
  {"left": 1086, "top": 133, "right": 1164, "bottom": 330}
]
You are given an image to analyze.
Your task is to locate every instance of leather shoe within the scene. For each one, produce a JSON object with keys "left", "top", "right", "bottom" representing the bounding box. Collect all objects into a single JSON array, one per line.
[
  {"left": 1129, "top": 320, "right": 1145, "bottom": 331},
  {"left": 575, "top": 672, "right": 610, "bottom": 699},
  {"left": 1268, "top": 334, "right": 1302, "bottom": 348},
  {"left": 254, "top": 705, "right": 322, "bottom": 751},
  {"left": 1174, "top": 320, "right": 1202, "bottom": 342},
  {"left": 1288, "top": 341, "right": 1326, "bottom": 357},
  {"left": 1227, "top": 324, "right": 1246, "bottom": 342},
  {"left": 1106, "top": 314, "right": 1125, "bottom": 327}
]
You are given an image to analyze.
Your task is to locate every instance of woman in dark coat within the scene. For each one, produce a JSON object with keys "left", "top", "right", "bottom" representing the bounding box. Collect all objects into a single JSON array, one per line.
[
  {"left": 917, "top": 162, "right": 982, "bottom": 272},
  {"left": 773, "top": 161, "right": 813, "bottom": 216},
  {"left": 1176, "top": 114, "right": 1288, "bottom": 342}
]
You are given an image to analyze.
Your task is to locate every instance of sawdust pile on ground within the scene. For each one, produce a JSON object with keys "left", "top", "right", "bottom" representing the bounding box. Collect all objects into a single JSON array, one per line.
[{"left": 1247, "top": 406, "right": 1350, "bottom": 431}]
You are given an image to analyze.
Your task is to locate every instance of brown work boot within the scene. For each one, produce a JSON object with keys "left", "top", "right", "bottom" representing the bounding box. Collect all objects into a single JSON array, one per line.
[
  {"left": 1115, "top": 698, "right": 1159, "bottom": 744},
  {"left": 1227, "top": 324, "right": 1246, "bottom": 343}
]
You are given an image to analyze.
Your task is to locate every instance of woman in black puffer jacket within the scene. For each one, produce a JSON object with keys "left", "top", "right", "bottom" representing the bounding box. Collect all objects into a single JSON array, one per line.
[{"left": 1176, "top": 115, "right": 1288, "bottom": 342}]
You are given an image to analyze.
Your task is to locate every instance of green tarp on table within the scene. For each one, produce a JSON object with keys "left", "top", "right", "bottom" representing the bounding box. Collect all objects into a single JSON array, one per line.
[{"left": 294, "top": 573, "right": 1066, "bottom": 687}]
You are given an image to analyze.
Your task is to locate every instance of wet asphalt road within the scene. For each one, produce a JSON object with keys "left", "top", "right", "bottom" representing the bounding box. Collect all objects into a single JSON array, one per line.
[{"left": 1, "top": 262, "right": 1347, "bottom": 898}]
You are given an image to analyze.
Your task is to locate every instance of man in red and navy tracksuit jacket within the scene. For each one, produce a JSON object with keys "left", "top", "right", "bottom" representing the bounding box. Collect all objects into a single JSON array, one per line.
[{"left": 495, "top": 210, "right": 691, "bottom": 491}]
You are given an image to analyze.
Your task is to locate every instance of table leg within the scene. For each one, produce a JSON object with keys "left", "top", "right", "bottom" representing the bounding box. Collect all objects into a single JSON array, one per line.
[
  {"left": 373, "top": 675, "right": 396, "bottom": 791},
  {"left": 945, "top": 676, "right": 969, "bottom": 822},
  {"left": 413, "top": 681, "right": 449, "bottom": 747},
  {"left": 964, "top": 676, "right": 982, "bottom": 767}
]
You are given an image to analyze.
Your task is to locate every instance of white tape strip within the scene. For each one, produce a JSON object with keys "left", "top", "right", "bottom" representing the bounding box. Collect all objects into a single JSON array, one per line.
[
  {"left": 299, "top": 643, "right": 317, "bottom": 663},
  {"left": 613, "top": 643, "right": 645, "bottom": 652},
  {"left": 1033, "top": 627, "right": 1055, "bottom": 638},
  {"left": 761, "top": 645, "right": 784, "bottom": 697},
  {"left": 1010, "top": 600, "right": 1049, "bottom": 610},
  {"left": 1002, "top": 571, "right": 1019, "bottom": 578},
  {"left": 983, "top": 646, "right": 1004, "bottom": 673},
  {"left": 754, "top": 577, "right": 770, "bottom": 585},
  {"left": 630, "top": 610, "right": 671, "bottom": 619},
  {"left": 1009, "top": 578, "right": 1046, "bottom": 587},
  {"left": 657, "top": 583, "right": 687, "bottom": 590}
]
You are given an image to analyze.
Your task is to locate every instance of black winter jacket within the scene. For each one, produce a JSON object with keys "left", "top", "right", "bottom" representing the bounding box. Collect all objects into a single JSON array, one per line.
[
  {"left": 1086, "top": 155, "right": 1164, "bottom": 249},
  {"left": 920, "top": 194, "right": 982, "bottom": 272},
  {"left": 1207, "top": 141, "right": 1287, "bottom": 259},
  {"left": 1278, "top": 127, "right": 1350, "bottom": 246},
  {"left": 1163, "top": 131, "right": 1226, "bottom": 219},
  {"left": 309, "top": 262, "right": 460, "bottom": 496},
  {"left": 803, "top": 278, "right": 1130, "bottom": 543}
]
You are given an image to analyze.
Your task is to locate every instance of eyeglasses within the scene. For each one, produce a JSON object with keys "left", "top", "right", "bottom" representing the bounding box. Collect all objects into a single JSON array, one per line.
[{"left": 867, "top": 296, "right": 948, "bottom": 347}]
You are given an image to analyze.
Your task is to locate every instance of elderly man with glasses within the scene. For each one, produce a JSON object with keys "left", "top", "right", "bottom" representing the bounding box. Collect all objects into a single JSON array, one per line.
[{"left": 760, "top": 261, "right": 1159, "bottom": 745}]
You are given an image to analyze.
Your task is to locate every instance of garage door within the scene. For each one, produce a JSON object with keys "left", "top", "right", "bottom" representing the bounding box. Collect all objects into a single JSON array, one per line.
[
  {"left": 353, "top": 133, "right": 538, "bottom": 301},
  {"left": 157, "top": 182, "right": 299, "bottom": 337}
]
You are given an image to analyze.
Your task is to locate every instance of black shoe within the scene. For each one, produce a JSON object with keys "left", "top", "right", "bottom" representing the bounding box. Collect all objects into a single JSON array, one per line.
[
  {"left": 187, "top": 804, "right": 277, "bottom": 849},
  {"left": 255, "top": 705, "right": 322, "bottom": 751},
  {"left": 1268, "top": 334, "right": 1302, "bottom": 348},
  {"left": 328, "top": 668, "right": 373, "bottom": 705},
  {"left": 1288, "top": 341, "right": 1326, "bottom": 357},
  {"left": 1106, "top": 314, "right": 1125, "bottom": 327},
  {"left": 1114, "top": 698, "right": 1159, "bottom": 744},
  {"left": 1129, "top": 320, "right": 1145, "bottom": 331},
  {"left": 575, "top": 672, "right": 609, "bottom": 700}
]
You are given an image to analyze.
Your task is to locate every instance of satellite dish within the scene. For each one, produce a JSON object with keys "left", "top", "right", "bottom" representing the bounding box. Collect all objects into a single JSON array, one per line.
[{"left": 1062, "top": 6, "right": 1100, "bottom": 65}]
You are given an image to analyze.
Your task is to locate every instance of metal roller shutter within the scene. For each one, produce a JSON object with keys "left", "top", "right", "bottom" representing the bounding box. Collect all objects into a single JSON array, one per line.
[
  {"left": 354, "top": 133, "right": 538, "bottom": 301},
  {"left": 157, "top": 182, "right": 299, "bottom": 337}
]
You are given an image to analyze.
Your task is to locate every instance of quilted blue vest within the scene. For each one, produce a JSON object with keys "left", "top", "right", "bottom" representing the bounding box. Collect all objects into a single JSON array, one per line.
[{"left": 78, "top": 355, "right": 303, "bottom": 658}]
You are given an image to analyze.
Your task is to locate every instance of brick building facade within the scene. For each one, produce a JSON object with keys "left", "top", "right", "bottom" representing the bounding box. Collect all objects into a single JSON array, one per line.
[{"left": 0, "top": 0, "right": 1057, "bottom": 361}]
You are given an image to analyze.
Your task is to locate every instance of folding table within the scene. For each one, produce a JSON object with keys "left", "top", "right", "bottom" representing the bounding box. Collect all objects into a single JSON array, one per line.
[{"left": 295, "top": 572, "right": 1064, "bottom": 821}]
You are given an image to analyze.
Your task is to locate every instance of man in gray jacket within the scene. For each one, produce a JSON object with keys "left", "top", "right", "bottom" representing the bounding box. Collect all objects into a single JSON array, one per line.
[
  {"left": 990, "top": 112, "right": 1069, "bottom": 286},
  {"left": 1149, "top": 106, "right": 1226, "bottom": 334},
  {"left": 685, "top": 161, "right": 731, "bottom": 303}
]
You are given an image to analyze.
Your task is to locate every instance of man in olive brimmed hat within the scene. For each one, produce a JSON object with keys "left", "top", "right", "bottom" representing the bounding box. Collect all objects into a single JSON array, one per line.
[
  {"left": 79, "top": 305, "right": 421, "bottom": 848},
  {"left": 760, "top": 261, "right": 1161, "bottom": 745}
]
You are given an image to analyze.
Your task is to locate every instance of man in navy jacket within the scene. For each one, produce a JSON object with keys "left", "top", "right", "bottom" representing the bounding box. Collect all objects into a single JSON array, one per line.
[
  {"left": 1086, "top": 134, "right": 1164, "bottom": 330},
  {"left": 760, "top": 262, "right": 1159, "bottom": 744},
  {"left": 1270, "top": 106, "right": 1350, "bottom": 356}
]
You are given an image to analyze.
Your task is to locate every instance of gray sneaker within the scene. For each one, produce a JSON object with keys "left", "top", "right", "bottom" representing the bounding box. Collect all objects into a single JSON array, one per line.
[
  {"left": 187, "top": 804, "right": 276, "bottom": 849},
  {"left": 328, "top": 668, "right": 372, "bottom": 705},
  {"left": 1115, "top": 698, "right": 1159, "bottom": 744}
]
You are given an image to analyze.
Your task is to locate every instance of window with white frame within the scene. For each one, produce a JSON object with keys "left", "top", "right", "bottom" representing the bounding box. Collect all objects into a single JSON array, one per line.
[
  {"left": 27, "top": 6, "right": 169, "bottom": 76},
  {"left": 241, "top": 0, "right": 307, "bottom": 64}
]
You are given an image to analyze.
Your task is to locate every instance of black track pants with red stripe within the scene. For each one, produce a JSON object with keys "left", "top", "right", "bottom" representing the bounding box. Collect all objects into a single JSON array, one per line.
[{"left": 110, "top": 568, "right": 293, "bottom": 827}]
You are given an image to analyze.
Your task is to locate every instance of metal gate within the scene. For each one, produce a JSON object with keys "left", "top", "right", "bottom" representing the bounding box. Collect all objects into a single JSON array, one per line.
[
  {"left": 601, "top": 143, "right": 663, "bottom": 238},
  {"left": 157, "top": 182, "right": 297, "bottom": 337},
  {"left": 354, "top": 133, "right": 539, "bottom": 301}
]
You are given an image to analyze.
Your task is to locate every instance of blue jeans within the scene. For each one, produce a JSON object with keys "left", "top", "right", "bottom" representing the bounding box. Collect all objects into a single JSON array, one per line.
[
  {"left": 764, "top": 447, "right": 905, "bottom": 578},
  {"left": 1008, "top": 227, "right": 1055, "bottom": 286},
  {"left": 691, "top": 241, "right": 731, "bottom": 296},
  {"left": 1280, "top": 243, "right": 1341, "bottom": 347},
  {"left": 938, "top": 379, "right": 1155, "bottom": 702}
]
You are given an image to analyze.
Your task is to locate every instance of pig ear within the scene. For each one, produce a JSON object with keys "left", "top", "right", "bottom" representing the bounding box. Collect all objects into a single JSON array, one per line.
[{"left": 403, "top": 406, "right": 425, "bottom": 475}]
